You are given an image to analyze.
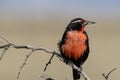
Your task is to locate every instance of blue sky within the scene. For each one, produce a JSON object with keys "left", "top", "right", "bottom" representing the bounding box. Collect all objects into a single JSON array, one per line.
[{"left": 0, "top": 0, "right": 120, "bottom": 19}]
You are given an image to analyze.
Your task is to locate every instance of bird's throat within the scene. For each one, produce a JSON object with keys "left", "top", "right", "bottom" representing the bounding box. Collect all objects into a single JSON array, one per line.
[{"left": 81, "top": 26, "right": 85, "bottom": 32}]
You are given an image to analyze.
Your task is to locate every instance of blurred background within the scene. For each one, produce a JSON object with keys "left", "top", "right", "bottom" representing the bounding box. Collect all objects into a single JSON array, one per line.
[{"left": 0, "top": 0, "right": 120, "bottom": 80}]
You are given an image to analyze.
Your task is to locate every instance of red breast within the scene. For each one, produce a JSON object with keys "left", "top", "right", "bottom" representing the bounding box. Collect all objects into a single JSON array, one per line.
[{"left": 61, "top": 30, "right": 87, "bottom": 60}]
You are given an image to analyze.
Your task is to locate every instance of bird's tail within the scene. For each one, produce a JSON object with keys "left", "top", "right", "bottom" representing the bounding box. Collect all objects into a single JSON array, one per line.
[{"left": 72, "top": 68, "right": 80, "bottom": 80}]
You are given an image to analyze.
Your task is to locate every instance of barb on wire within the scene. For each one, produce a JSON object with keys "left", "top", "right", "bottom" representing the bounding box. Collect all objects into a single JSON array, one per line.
[{"left": 102, "top": 68, "right": 117, "bottom": 80}]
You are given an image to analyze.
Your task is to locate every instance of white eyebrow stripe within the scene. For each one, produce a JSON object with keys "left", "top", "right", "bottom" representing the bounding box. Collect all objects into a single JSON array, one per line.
[{"left": 71, "top": 20, "right": 82, "bottom": 23}]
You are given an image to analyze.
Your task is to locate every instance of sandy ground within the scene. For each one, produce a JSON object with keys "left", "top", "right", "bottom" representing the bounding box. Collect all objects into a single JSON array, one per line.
[{"left": 0, "top": 17, "right": 120, "bottom": 80}]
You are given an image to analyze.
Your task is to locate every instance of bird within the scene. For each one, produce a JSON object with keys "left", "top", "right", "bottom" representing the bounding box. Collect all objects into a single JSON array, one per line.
[{"left": 58, "top": 18, "right": 95, "bottom": 80}]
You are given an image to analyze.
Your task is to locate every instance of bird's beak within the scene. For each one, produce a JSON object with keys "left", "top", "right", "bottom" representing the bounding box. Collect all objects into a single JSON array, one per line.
[{"left": 83, "top": 20, "right": 96, "bottom": 26}]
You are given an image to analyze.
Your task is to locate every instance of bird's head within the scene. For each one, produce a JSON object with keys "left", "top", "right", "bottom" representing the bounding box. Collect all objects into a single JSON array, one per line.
[{"left": 66, "top": 18, "right": 95, "bottom": 31}]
